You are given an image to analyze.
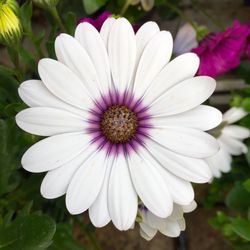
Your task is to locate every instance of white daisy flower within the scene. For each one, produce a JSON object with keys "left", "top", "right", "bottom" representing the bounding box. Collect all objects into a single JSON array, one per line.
[
  {"left": 131, "top": 0, "right": 155, "bottom": 11},
  {"left": 139, "top": 201, "right": 197, "bottom": 240},
  {"left": 206, "top": 107, "right": 250, "bottom": 178},
  {"left": 16, "top": 17, "right": 221, "bottom": 231},
  {"left": 173, "top": 23, "right": 198, "bottom": 56}
]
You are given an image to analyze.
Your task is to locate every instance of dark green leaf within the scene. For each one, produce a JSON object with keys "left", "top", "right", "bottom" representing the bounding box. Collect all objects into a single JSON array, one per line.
[
  {"left": 0, "top": 214, "right": 56, "bottom": 250},
  {"left": 65, "top": 12, "right": 77, "bottom": 35},
  {"left": 231, "top": 218, "right": 250, "bottom": 241},
  {"left": 236, "top": 61, "right": 250, "bottom": 84},
  {"left": 243, "top": 179, "right": 250, "bottom": 192},
  {"left": 0, "top": 119, "right": 22, "bottom": 196},
  {"left": 82, "top": 0, "right": 107, "bottom": 14},
  {"left": 226, "top": 182, "right": 250, "bottom": 213},
  {"left": 48, "top": 223, "right": 84, "bottom": 250},
  {"left": 0, "top": 66, "right": 16, "bottom": 78},
  {"left": 242, "top": 98, "right": 250, "bottom": 112},
  {"left": 18, "top": 46, "right": 37, "bottom": 72},
  {"left": 20, "top": 1, "right": 33, "bottom": 33}
]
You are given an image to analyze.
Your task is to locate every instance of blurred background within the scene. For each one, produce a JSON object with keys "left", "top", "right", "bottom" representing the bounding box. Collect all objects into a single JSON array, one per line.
[{"left": 0, "top": 0, "right": 250, "bottom": 249}]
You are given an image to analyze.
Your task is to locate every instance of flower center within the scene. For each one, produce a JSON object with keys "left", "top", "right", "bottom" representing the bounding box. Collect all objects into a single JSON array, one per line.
[{"left": 100, "top": 105, "right": 138, "bottom": 143}]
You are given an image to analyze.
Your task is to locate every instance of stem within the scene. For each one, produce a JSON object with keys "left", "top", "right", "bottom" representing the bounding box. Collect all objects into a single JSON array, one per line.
[
  {"left": 165, "top": 1, "right": 197, "bottom": 30},
  {"left": 28, "top": 33, "right": 44, "bottom": 59},
  {"left": 120, "top": 0, "right": 132, "bottom": 16},
  {"left": 49, "top": 6, "right": 65, "bottom": 32},
  {"left": 7, "top": 46, "right": 23, "bottom": 82}
]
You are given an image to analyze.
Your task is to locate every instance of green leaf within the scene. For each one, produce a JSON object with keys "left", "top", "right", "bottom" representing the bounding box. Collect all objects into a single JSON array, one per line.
[
  {"left": 65, "top": 12, "right": 77, "bottom": 35},
  {"left": 246, "top": 145, "right": 250, "bottom": 165},
  {"left": 226, "top": 182, "right": 250, "bottom": 213},
  {"left": 20, "top": 1, "right": 33, "bottom": 33},
  {"left": 48, "top": 223, "right": 84, "bottom": 250},
  {"left": 34, "top": 30, "right": 46, "bottom": 46},
  {"left": 243, "top": 179, "right": 250, "bottom": 192},
  {"left": 231, "top": 218, "right": 250, "bottom": 241},
  {"left": 82, "top": 0, "right": 107, "bottom": 14},
  {"left": 0, "top": 66, "right": 16, "bottom": 78},
  {"left": 242, "top": 98, "right": 250, "bottom": 112},
  {"left": 0, "top": 119, "right": 22, "bottom": 196},
  {"left": 0, "top": 214, "right": 56, "bottom": 250},
  {"left": 209, "top": 211, "right": 230, "bottom": 229},
  {"left": 17, "top": 46, "right": 37, "bottom": 73},
  {"left": 236, "top": 61, "right": 250, "bottom": 84}
]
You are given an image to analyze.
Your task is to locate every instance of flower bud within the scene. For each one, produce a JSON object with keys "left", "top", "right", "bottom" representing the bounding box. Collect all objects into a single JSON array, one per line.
[{"left": 0, "top": 0, "right": 22, "bottom": 46}]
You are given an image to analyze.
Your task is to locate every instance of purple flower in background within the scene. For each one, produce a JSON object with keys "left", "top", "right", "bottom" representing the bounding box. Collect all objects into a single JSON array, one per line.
[
  {"left": 192, "top": 20, "right": 250, "bottom": 78},
  {"left": 78, "top": 11, "right": 111, "bottom": 31},
  {"left": 244, "top": 22, "right": 250, "bottom": 62}
]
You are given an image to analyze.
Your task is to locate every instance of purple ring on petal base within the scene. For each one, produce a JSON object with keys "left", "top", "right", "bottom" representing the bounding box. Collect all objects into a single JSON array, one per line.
[{"left": 87, "top": 90, "right": 152, "bottom": 156}]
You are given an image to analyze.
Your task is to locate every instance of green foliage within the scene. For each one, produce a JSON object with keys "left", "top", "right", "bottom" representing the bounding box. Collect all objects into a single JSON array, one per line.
[
  {"left": 20, "top": 1, "right": 33, "bottom": 33},
  {"left": 82, "top": 0, "right": 107, "bottom": 14},
  {"left": 226, "top": 182, "right": 250, "bottom": 213},
  {"left": 65, "top": 12, "right": 77, "bottom": 35},
  {"left": 236, "top": 61, "right": 250, "bottom": 84},
  {"left": 0, "top": 119, "right": 21, "bottom": 197},
  {"left": 48, "top": 224, "right": 84, "bottom": 250},
  {"left": 231, "top": 218, "right": 250, "bottom": 241},
  {"left": 0, "top": 213, "right": 56, "bottom": 250},
  {"left": 1, "top": 0, "right": 250, "bottom": 249}
]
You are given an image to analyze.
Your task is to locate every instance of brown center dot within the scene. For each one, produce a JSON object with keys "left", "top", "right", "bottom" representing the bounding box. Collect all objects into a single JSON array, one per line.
[{"left": 100, "top": 105, "right": 138, "bottom": 143}]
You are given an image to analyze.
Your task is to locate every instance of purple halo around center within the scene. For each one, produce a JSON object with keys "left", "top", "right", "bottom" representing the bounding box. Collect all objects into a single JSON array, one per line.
[{"left": 86, "top": 90, "right": 152, "bottom": 156}]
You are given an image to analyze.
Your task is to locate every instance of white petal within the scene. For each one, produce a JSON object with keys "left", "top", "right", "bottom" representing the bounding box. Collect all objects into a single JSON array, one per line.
[
  {"left": 75, "top": 23, "right": 112, "bottom": 92},
  {"left": 16, "top": 107, "right": 87, "bottom": 136},
  {"left": 141, "top": 148, "right": 194, "bottom": 205},
  {"left": 108, "top": 18, "right": 136, "bottom": 92},
  {"left": 128, "top": 148, "right": 173, "bottom": 218},
  {"left": 135, "top": 21, "right": 160, "bottom": 66},
  {"left": 149, "top": 76, "right": 216, "bottom": 116},
  {"left": 140, "top": 226, "right": 157, "bottom": 241},
  {"left": 209, "top": 166, "right": 222, "bottom": 179},
  {"left": 55, "top": 34, "right": 102, "bottom": 98},
  {"left": 100, "top": 17, "right": 116, "bottom": 48},
  {"left": 133, "top": 31, "right": 173, "bottom": 97},
  {"left": 22, "top": 132, "right": 91, "bottom": 173},
  {"left": 89, "top": 156, "right": 114, "bottom": 227},
  {"left": 220, "top": 134, "right": 247, "bottom": 155},
  {"left": 223, "top": 107, "right": 248, "bottom": 124},
  {"left": 142, "top": 210, "right": 166, "bottom": 229},
  {"left": 152, "top": 105, "right": 222, "bottom": 131},
  {"left": 182, "top": 201, "right": 197, "bottom": 213},
  {"left": 143, "top": 53, "right": 200, "bottom": 104},
  {"left": 173, "top": 23, "right": 198, "bottom": 56},
  {"left": 177, "top": 218, "right": 186, "bottom": 231},
  {"left": 18, "top": 80, "right": 85, "bottom": 116},
  {"left": 159, "top": 220, "right": 181, "bottom": 237},
  {"left": 38, "top": 59, "right": 93, "bottom": 110},
  {"left": 108, "top": 154, "right": 137, "bottom": 231},
  {"left": 66, "top": 150, "right": 107, "bottom": 215},
  {"left": 159, "top": 169, "right": 194, "bottom": 205},
  {"left": 40, "top": 146, "right": 95, "bottom": 199},
  {"left": 206, "top": 143, "right": 232, "bottom": 177},
  {"left": 222, "top": 125, "right": 250, "bottom": 140},
  {"left": 170, "top": 204, "right": 184, "bottom": 219},
  {"left": 149, "top": 126, "right": 219, "bottom": 158}
]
